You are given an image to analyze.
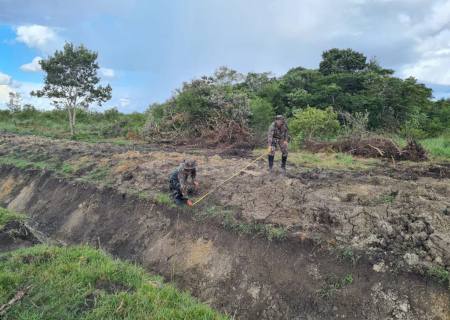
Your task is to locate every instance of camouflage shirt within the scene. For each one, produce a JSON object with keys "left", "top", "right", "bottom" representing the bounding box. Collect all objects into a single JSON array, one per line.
[
  {"left": 267, "top": 122, "right": 289, "bottom": 145},
  {"left": 170, "top": 164, "right": 197, "bottom": 195}
]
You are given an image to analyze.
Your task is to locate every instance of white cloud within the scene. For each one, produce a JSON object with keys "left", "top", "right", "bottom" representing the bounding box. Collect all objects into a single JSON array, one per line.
[
  {"left": 99, "top": 67, "right": 115, "bottom": 78},
  {"left": 119, "top": 98, "right": 130, "bottom": 107},
  {"left": 398, "top": 13, "right": 411, "bottom": 25},
  {"left": 0, "top": 72, "right": 13, "bottom": 105},
  {"left": 15, "top": 25, "right": 61, "bottom": 53},
  {"left": 20, "top": 56, "right": 43, "bottom": 72},
  {"left": 0, "top": 72, "right": 12, "bottom": 85},
  {"left": 399, "top": 1, "right": 450, "bottom": 85},
  {"left": 0, "top": 86, "right": 11, "bottom": 104}
]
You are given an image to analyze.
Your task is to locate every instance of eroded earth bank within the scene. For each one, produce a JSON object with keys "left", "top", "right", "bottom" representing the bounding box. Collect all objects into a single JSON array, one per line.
[{"left": 0, "top": 133, "right": 449, "bottom": 319}]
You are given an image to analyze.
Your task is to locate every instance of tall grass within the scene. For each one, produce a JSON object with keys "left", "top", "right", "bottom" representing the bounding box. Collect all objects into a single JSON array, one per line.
[{"left": 421, "top": 135, "right": 450, "bottom": 160}]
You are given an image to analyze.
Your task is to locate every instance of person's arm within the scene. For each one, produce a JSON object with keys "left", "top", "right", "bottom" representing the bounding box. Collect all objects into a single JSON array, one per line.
[{"left": 178, "top": 171, "right": 188, "bottom": 195}]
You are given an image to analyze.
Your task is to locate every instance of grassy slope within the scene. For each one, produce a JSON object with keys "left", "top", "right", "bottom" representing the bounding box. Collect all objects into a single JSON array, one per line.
[{"left": 0, "top": 208, "right": 226, "bottom": 320}]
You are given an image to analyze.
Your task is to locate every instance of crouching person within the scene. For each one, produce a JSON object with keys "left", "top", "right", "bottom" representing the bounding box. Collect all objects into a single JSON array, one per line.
[{"left": 169, "top": 159, "right": 199, "bottom": 206}]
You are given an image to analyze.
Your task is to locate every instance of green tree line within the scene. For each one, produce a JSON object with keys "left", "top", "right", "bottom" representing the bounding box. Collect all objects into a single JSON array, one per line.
[{"left": 146, "top": 48, "right": 450, "bottom": 143}]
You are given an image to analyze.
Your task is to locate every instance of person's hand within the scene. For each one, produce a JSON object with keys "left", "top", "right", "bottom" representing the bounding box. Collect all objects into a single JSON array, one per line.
[
  {"left": 283, "top": 140, "right": 288, "bottom": 146},
  {"left": 186, "top": 199, "right": 193, "bottom": 206},
  {"left": 194, "top": 181, "right": 199, "bottom": 187}
]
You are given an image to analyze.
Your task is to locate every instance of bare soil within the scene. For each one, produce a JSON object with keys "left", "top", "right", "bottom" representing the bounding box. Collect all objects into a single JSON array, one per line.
[{"left": 0, "top": 133, "right": 449, "bottom": 319}]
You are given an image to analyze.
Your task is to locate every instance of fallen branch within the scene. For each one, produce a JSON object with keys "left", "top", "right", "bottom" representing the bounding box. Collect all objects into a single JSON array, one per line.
[
  {"left": 0, "top": 285, "right": 32, "bottom": 316},
  {"left": 367, "top": 144, "right": 384, "bottom": 156}
]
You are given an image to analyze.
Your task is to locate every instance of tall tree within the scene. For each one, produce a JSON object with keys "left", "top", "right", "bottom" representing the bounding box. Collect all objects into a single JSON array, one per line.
[
  {"left": 32, "top": 43, "right": 112, "bottom": 137},
  {"left": 319, "top": 48, "right": 367, "bottom": 75},
  {"left": 6, "top": 91, "right": 22, "bottom": 112}
]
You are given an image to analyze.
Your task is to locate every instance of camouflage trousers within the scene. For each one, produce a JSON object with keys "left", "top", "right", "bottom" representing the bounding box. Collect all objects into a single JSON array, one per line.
[{"left": 269, "top": 138, "right": 288, "bottom": 157}]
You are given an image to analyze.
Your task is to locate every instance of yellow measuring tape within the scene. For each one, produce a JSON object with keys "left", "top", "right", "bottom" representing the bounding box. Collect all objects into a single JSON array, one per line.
[{"left": 191, "top": 153, "right": 266, "bottom": 206}]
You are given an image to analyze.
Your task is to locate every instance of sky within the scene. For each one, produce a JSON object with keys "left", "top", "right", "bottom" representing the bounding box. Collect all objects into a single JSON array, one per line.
[{"left": 1, "top": 0, "right": 450, "bottom": 113}]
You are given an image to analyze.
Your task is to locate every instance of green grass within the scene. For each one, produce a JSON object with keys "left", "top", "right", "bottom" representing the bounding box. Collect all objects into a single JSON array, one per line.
[
  {"left": 0, "top": 245, "right": 227, "bottom": 320},
  {"left": 195, "top": 205, "right": 287, "bottom": 241},
  {"left": 0, "top": 207, "right": 26, "bottom": 228},
  {"left": 318, "top": 273, "right": 353, "bottom": 298},
  {"left": 84, "top": 166, "right": 110, "bottom": 182},
  {"left": 427, "top": 266, "right": 450, "bottom": 289},
  {"left": 0, "top": 109, "right": 146, "bottom": 144},
  {"left": 254, "top": 149, "right": 380, "bottom": 170},
  {"left": 421, "top": 136, "right": 450, "bottom": 160},
  {"left": 154, "top": 193, "right": 176, "bottom": 207}
]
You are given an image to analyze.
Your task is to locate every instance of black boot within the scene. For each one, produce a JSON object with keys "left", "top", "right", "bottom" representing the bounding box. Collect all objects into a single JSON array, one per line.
[
  {"left": 281, "top": 155, "right": 287, "bottom": 174},
  {"left": 268, "top": 155, "right": 274, "bottom": 172}
]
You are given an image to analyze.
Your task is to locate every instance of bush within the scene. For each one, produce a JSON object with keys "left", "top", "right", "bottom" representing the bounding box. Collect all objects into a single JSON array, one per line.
[
  {"left": 249, "top": 97, "right": 274, "bottom": 135},
  {"left": 289, "top": 107, "right": 340, "bottom": 141}
]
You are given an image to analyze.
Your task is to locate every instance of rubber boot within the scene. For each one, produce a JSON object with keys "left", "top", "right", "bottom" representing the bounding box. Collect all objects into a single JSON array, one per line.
[
  {"left": 268, "top": 155, "right": 274, "bottom": 173},
  {"left": 281, "top": 155, "right": 287, "bottom": 175}
]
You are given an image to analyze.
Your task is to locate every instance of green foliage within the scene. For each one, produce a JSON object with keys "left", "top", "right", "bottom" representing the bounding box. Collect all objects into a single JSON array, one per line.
[
  {"left": 338, "top": 247, "right": 358, "bottom": 265},
  {"left": 154, "top": 193, "right": 174, "bottom": 207},
  {"left": 1, "top": 48, "right": 448, "bottom": 144},
  {"left": 427, "top": 266, "right": 449, "bottom": 287},
  {"left": 249, "top": 97, "right": 275, "bottom": 135},
  {"left": 319, "top": 48, "right": 367, "bottom": 75},
  {"left": 289, "top": 107, "right": 340, "bottom": 140},
  {"left": 318, "top": 273, "right": 354, "bottom": 298},
  {"left": 421, "top": 135, "right": 450, "bottom": 160},
  {"left": 422, "top": 99, "right": 450, "bottom": 136},
  {"left": 0, "top": 245, "right": 226, "bottom": 319},
  {"left": 0, "top": 207, "right": 26, "bottom": 228},
  {"left": 143, "top": 67, "right": 251, "bottom": 144},
  {"left": 0, "top": 108, "right": 144, "bottom": 142},
  {"left": 32, "top": 43, "right": 112, "bottom": 137},
  {"left": 195, "top": 205, "right": 287, "bottom": 241}
]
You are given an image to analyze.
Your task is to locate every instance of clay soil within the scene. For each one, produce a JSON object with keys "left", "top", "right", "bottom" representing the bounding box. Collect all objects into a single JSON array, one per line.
[{"left": 0, "top": 133, "right": 449, "bottom": 319}]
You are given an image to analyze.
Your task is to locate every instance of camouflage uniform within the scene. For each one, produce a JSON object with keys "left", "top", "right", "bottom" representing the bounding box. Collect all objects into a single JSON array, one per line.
[
  {"left": 267, "top": 122, "right": 289, "bottom": 157},
  {"left": 267, "top": 116, "right": 289, "bottom": 172},
  {"left": 169, "top": 160, "right": 197, "bottom": 205}
]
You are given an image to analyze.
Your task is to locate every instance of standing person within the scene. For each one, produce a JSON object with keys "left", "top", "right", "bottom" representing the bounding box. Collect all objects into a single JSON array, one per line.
[
  {"left": 169, "top": 159, "right": 199, "bottom": 206},
  {"left": 267, "top": 115, "right": 289, "bottom": 173}
]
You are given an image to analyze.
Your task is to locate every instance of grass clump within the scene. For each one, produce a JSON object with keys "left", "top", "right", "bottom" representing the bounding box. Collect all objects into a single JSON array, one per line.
[
  {"left": 154, "top": 193, "right": 176, "bottom": 207},
  {"left": 427, "top": 266, "right": 450, "bottom": 289},
  {"left": 421, "top": 136, "right": 450, "bottom": 160},
  {"left": 0, "top": 245, "right": 227, "bottom": 319},
  {"left": 196, "top": 205, "right": 287, "bottom": 241},
  {"left": 318, "top": 273, "right": 354, "bottom": 298},
  {"left": 0, "top": 207, "right": 26, "bottom": 228}
]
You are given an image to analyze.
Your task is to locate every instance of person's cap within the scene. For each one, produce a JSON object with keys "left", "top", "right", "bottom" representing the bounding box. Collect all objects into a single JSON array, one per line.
[{"left": 182, "top": 159, "right": 197, "bottom": 170}]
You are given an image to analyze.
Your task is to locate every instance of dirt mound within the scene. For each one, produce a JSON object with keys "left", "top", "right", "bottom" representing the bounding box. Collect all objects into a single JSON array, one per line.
[{"left": 304, "top": 137, "right": 428, "bottom": 161}]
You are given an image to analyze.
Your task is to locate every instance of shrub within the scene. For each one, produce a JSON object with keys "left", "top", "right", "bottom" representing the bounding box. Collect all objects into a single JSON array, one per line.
[
  {"left": 289, "top": 107, "right": 340, "bottom": 141},
  {"left": 249, "top": 97, "right": 275, "bottom": 135}
]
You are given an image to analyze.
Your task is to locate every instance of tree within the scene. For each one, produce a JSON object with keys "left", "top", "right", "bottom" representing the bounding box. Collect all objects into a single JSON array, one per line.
[
  {"left": 319, "top": 48, "right": 367, "bottom": 75},
  {"left": 289, "top": 107, "right": 340, "bottom": 140},
  {"left": 32, "top": 43, "right": 112, "bottom": 137},
  {"left": 6, "top": 91, "right": 22, "bottom": 113},
  {"left": 249, "top": 97, "right": 274, "bottom": 135}
]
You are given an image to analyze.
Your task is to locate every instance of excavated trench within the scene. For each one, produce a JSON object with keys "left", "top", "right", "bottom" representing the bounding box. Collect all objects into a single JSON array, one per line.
[{"left": 0, "top": 165, "right": 449, "bottom": 320}]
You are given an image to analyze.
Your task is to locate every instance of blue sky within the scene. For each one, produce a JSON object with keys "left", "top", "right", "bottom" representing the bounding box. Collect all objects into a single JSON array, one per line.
[{"left": 1, "top": 0, "right": 450, "bottom": 112}]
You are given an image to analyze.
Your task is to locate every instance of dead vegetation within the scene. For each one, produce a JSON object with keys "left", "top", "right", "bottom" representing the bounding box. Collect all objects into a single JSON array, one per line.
[{"left": 303, "top": 136, "right": 428, "bottom": 161}]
